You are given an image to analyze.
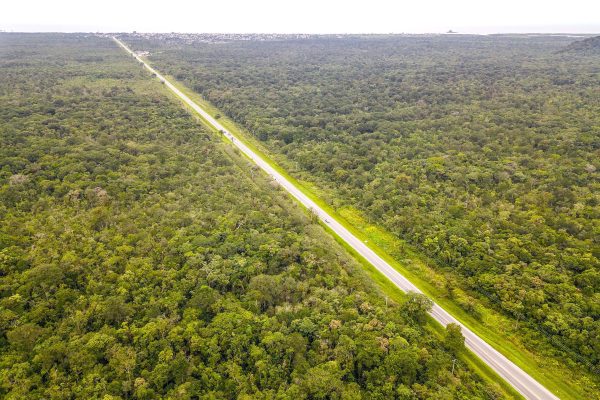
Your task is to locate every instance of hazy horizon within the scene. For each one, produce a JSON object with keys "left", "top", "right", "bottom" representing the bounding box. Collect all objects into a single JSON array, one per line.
[
  {"left": 2, "top": 0, "right": 599, "bottom": 35},
  {"left": 2, "top": 25, "right": 598, "bottom": 35}
]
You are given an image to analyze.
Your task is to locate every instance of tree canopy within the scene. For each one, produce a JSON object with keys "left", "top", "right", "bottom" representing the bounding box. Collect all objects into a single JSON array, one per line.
[
  {"left": 0, "top": 33, "right": 503, "bottom": 399},
  {"left": 120, "top": 33, "right": 599, "bottom": 387}
]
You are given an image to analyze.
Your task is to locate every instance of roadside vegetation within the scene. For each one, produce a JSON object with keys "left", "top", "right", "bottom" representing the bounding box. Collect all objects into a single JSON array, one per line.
[
  {"left": 120, "top": 33, "right": 600, "bottom": 398},
  {"left": 0, "top": 33, "right": 508, "bottom": 399}
]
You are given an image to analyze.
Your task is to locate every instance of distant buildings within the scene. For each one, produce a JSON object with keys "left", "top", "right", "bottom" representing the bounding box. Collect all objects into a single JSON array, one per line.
[{"left": 106, "top": 32, "right": 320, "bottom": 45}]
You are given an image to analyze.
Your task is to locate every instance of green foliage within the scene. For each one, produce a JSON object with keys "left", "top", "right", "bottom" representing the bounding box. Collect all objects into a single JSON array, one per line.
[
  {"left": 401, "top": 292, "right": 433, "bottom": 324},
  {"left": 124, "top": 33, "right": 599, "bottom": 376},
  {"left": 444, "top": 323, "right": 465, "bottom": 355},
  {"left": 0, "top": 34, "right": 499, "bottom": 399}
]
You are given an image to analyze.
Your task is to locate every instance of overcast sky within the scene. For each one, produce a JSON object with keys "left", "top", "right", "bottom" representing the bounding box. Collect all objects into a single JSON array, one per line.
[{"left": 2, "top": 0, "right": 599, "bottom": 34}]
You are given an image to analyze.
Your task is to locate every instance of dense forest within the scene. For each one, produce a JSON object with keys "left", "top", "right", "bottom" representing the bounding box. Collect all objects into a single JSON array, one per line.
[
  {"left": 0, "top": 34, "right": 503, "bottom": 399},
  {"left": 121, "top": 34, "right": 600, "bottom": 383},
  {"left": 561, "top": 35, "right": 600, "bottom": 53}
]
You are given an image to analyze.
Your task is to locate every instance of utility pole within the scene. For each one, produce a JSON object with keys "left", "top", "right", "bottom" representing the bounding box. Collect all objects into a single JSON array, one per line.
[{"left": 451, "top": 358, "right": 457, "bottom": 375}]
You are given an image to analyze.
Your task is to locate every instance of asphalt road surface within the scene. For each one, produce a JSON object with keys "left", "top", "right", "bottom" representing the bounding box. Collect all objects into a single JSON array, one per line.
[{"left": 113, "top": 37, "right": 560, "bottom": 400}]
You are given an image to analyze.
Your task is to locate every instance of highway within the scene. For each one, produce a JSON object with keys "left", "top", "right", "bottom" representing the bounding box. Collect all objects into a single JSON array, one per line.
[{"left": 112, "top": 36, "right": 559, "bottom": 400}]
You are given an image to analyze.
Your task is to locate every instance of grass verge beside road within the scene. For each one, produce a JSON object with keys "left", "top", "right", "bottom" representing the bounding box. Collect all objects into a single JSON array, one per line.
[{"left": 319, "top": 221, "right": 524, "bottom": 400}]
